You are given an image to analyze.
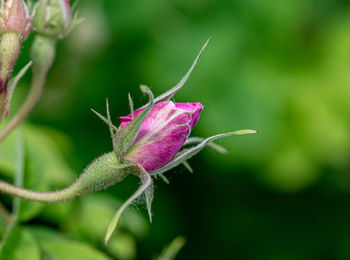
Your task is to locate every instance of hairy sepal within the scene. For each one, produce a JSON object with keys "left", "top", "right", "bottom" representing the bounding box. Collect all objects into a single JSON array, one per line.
[
  {"left": 140, "top": 38, "right": 210, "bottom": 109},
  {"left": 114, "top": 85, "right": 154, "bottom": 160},
  {"left": 5, "top": 61, "right": 32, "bottom": 116},
  {"left": 104, "top": 161, "right": 153, "bottom": 245},
  {"left": 150, "top": 129, "right": 258, "bottom": 176},
  {"left": 184, "top": 137, "right": 228, "bottom": 154}
]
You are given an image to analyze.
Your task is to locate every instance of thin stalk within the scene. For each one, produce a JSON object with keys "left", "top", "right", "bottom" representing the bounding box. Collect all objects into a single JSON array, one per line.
[
  {"left": 0, "top": 152, "right": 123, "bottom": 204},
  {"left": 0, "top": 70, "right": 46, "bottom": 142},
  {"left": 0, "top": 34, "right": 56, "bottom": 142},
  {"left": 0, "top": 179, "right": 83, "bottom": 203}
]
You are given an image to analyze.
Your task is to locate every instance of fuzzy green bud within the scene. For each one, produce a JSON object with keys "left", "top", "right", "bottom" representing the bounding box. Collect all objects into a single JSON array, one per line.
[{"left": 32, "top": 0, "right": 71, "bottom": 40}]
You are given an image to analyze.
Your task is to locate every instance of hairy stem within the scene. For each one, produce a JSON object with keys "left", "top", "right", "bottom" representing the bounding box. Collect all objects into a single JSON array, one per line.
[
  {"left": 0, "top": 179, "right": 83, "bottom": 203},
  {"left": 0, "top": 152, "right": 123, "bottom": 203}
]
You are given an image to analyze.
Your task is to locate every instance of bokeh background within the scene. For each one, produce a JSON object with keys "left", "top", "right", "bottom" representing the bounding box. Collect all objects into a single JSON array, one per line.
[{"left": 1, "top": 0, "right": 350, "bottom": 259}]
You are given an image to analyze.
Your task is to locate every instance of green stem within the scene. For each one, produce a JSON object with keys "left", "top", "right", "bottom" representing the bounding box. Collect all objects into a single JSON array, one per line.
[
  {"left": 0, "top": 35, "right": 56, "bottom": 142},
  {"left": 0, "top": 152, "right": 123, "bottom": 203},
  {"left": 0, "top": 179, "right": 83, "bottom": 203}
]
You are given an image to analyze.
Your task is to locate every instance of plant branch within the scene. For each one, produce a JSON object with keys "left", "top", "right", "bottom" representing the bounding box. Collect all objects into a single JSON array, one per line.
[
  {"left": 0, "top": 35, "right": 57, "bottom": 142},
  {"left": 0, "top": 152, "right": 123, "bottom": 203},
  {"left": 0, "top": 178, "right": 83, "bottom": 203}
]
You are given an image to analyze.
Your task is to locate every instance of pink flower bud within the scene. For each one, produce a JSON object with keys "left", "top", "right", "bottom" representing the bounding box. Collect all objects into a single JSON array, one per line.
[
  {"left": 0, "top": 0, "right": 31, "bottom": 39},
  {"left": 120, "top": 101, "right": 203, "bottom": 172}
]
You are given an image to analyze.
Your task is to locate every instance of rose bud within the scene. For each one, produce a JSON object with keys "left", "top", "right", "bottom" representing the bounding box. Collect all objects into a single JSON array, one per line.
[
  {"left": 120, "top": 101, "right": 203, "bottom": 172},
  {"left": 95, "top": 40, "right": 258, "bottom": 244},
  {"left": 0, "top": 0, "right": 31, "bottom": 119},
  {"left": 31, "top": 0, "right": 82, "bottom": 71},
  {"left": 32, "top": 0, "right": 72, "bottom": 39},
  {"left": 0, "top": 0, "right": 31, "bottom": 38}
]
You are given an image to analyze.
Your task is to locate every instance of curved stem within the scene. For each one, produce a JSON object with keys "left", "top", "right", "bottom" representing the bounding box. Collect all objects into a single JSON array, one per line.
[
  {"left": 0, "top": 152, "right": 123, "bottom": 204},
  {"left": 0, "top": 179, "right": 82, "bottom": 203}
]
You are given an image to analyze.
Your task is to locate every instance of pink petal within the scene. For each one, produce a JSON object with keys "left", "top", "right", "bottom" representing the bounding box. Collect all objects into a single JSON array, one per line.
[{"left": 120, "top": 101, "right": 203, "bottom": 171}]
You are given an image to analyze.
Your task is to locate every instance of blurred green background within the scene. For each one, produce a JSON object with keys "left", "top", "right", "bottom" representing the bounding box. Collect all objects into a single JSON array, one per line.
[{"left": 1, "top": 0, "right": 350, "bottom": 259}]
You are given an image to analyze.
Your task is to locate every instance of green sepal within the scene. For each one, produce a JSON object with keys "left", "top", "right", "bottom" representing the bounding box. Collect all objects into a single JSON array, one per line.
[
  {"left": 182, "top": 161, "right": 193, "bottom": 173},
  {"left": 184, "top": 137, "right": 228, "bottom": 154},
  {"left": 158, "top": 173, "right": 170, "bottom": 184},
  {"left": 104, "top": 161, "right": 152, "bottom": 245},
  {"left": 140, "top": 38, "right": 210, "bottom": 109},
  {"left": 114, "top": 85, "right": 154, "bottom": 160},
  {"left": 144, "top": 180, "right": 154, "bottom": 223},
  {"left": 5, "top": 62, "right": 32, "bottom": 117},
  {"left": 150, "top": 129, "right": 258, "bottom": 176}
]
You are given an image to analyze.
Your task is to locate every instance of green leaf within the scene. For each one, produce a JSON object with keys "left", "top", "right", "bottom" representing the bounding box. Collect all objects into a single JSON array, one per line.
[
  {"left": 0, "top": 227, "right": 40, "bottom": 260},
  {"left": 20, "top": 126, "right": 75, "bottom": 221},
  {"left": 107, "top": 232, "right": 136, "bottom": 260},
  {"left": 0, "top": 133, "right": 28, "bottom": 260},
  {"left": 39, "top": 201, "right": 75, "bottom": 226},
  {"left": 28, "top": 227, "right": 111, "bottom": 260},
  {"left": 0, "top": 125, "right": 75, "bottom": 222},
  {"left": 65, "top": 194, "right": 142, "bottom": 259},
  {"left": 0, "top": 136, "right": 40, "bottom": 260},
  {"left": 66, "top": 194, "right": 148, "bottom": 241},
  {"left": 24, "top": 125, "right": 75, "bottom": 187},
  {"left": 0, "top": 124, "right": 75, "bottom": 185}
]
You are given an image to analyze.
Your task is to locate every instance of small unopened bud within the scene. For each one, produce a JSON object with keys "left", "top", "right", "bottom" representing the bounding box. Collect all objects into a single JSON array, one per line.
[
  {"left": 0, "top": 0, "right": 31, "bottom": 119},
  {"left": 0, "top": 0, "right": 31, "bottom": 39},
  {"left": 33, "top": 0, "right": 72, "bottom": 39}
]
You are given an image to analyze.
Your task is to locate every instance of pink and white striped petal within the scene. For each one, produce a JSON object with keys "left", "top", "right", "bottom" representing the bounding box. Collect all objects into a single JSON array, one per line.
[{"left": 120, "top": 101, "right": 203, "bottom": 172}]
